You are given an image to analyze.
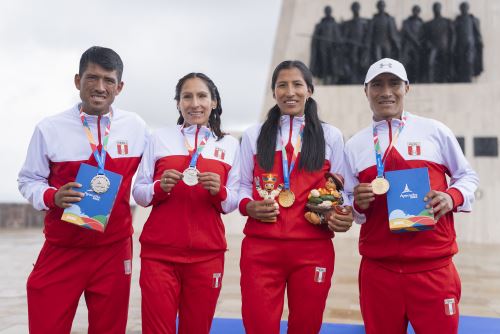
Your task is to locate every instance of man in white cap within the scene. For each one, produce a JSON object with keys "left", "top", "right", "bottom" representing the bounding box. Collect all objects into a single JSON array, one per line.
[{"left": 343, "top": 58, "right": 479, "bottom": 333}]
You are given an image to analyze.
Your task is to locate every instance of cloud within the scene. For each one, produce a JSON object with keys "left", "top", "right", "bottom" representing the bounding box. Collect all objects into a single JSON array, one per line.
[
  {"left": 1, "top": 0, "right": 282, "bottom": 201},
  {"left": 389, "top": 209, "right": 413, "bottom": 220}
]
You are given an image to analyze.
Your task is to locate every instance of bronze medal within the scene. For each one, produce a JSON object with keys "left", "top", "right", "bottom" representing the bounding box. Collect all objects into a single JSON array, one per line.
[
  {"left": 371, "top": 177, "right": 390, "bottom": 195},
  {"left": 278, "top": 190, "right": 295, "bottom": 207}
]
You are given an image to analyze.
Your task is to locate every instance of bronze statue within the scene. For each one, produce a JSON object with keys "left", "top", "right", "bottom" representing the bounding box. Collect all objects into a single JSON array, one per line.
[
  {"left": 423, "top": 2, "right": 455, "bottom": 82},
  {"left": 454, "top": 2, "right": 483, "bottom": 82},
  {"left": 310, "top": 6, "right": 343, "bottom": 84},
  {"left": 307, "top": 1, "right": 484, "bottom": 85},
  {"left": 340, "top": 2, "right": 370, "bottom": 84},
  {"left": 366, "top": 0, "right": 400, "bottom": 62},
  {"left": 401, "top": 5, "right": 424, "bottom": 83}
]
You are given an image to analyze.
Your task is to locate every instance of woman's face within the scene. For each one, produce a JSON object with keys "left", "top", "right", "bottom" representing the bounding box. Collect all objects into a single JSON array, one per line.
[
  {"left": 273, "top": 67, "right": 312, "bottom": 117},
  {"left": 177, "top": 77, "right": 216, "bottom": 127}
]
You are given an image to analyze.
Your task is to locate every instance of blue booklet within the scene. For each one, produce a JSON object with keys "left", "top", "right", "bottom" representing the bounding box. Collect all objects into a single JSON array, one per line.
[
  {"left": 61, "top": 163, "right": 122, "bottom": 232},
  {"left": 385, "top": 167, "right": 435, "bottom": 233}
]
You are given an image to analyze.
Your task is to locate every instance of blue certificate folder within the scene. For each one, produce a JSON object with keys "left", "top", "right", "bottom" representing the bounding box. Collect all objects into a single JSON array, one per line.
[
  {"left": 61, "top": 163, "right": 122, "bottom": 232},
  {"left": 385, "top": 167, "right": 435, "bottom": 233}
]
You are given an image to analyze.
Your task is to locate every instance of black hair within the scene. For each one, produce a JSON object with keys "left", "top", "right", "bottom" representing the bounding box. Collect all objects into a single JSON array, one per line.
[
  {"left": 79, "top": 46, "right": 124, "bottom": 81},
  {"left": 256, "top": 60, "right": 325, "bottom": 172},
  {"left": 174, "top": 73, "right": 225, "bottom": 140}
]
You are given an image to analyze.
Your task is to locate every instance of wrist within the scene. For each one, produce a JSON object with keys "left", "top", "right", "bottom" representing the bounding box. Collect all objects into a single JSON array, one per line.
[{"left": 43, "top": 188, "right": 58, "bottom": 209}]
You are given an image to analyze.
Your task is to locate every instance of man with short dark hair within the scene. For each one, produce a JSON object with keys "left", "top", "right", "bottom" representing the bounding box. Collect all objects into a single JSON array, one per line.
[
  {"left": 18, "top": 46, "right": 148, "bottom": 333},
  {"left": 344, "top": 58, "right": 478, "bottom": 334}
]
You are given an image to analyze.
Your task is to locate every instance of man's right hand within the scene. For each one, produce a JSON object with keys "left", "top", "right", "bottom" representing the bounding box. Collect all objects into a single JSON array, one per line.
[
  {"left": 55, "top": 182, "right": 84, "bottom": 209},
  {"left": 353, "top": 183, "right": 375, "bottom": 210},
  {"left": 246, "top": 199, "right": 280, "bottom": 220}
]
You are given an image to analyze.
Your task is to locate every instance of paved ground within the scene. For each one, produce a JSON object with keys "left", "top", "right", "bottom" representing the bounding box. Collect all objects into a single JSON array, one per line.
[{"left": 1, "top": 209, "right": 499, "bottom": 333}]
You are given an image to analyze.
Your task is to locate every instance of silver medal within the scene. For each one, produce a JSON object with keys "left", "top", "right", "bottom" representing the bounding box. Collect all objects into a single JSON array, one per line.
[
  {"left": 182, "top": 167, "right": 199, "bottom": 186},
  {"left": 91, "top": 174, "right": 110, "bottom": 194}
]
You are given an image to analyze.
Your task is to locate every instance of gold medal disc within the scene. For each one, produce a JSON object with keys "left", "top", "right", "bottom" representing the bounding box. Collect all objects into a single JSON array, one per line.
[
  {"left": 278, "top": 190, "right": 295, "bottom": 207},
  {"left": 371, "top": 177, "right": 390, "bottom": 195}
]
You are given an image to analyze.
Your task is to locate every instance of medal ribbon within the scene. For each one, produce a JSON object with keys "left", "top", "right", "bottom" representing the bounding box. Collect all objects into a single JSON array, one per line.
[
  {"left": 182, "top": 126, "right": 211, "bottom": 168},
  {"left": 79, "top": 107, "right": 112, "bottom": 175},
  {"left": 279, "top": 119, "right": 305, "bottom": 191},
  {"left": 372, "top": 114, "right": 407, "bottom": 178}
]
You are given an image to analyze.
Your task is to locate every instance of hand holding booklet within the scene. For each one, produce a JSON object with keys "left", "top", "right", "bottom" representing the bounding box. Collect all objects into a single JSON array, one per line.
[
  {"left": 385, "top": 167, "right": 435, "bottom": 233},
  {"left": 61, "top": 163, "right": 122, "bottom": 232}
]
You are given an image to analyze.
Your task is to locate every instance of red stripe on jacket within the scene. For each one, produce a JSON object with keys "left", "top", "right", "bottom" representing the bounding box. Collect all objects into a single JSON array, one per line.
[
  {"left": 43, "top": 153, "right": 140, "bottom": 247},
  {"left": 140, "top": 155, "right": 230, "bottom": 263},
  {"left": 242, "top": 151, "right": 334, "bottom": 240},
  {"left": 358, "top": 148, "right": 460, "bottom": 273}
]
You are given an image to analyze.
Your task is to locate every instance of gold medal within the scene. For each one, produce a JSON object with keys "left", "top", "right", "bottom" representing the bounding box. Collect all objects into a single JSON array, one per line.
[
  {"left": 278, "top": 190, "right": 295, "bottom": 207},
  {"left": 371, "top": 177, "right": 390, "bottom": 195}
]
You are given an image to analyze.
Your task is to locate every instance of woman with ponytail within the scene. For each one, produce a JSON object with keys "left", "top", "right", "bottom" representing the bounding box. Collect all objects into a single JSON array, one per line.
[
  {"left": 133, "top": 73, "right": 240, "bottom": 334},
  {"left": 238, "top": 60, "right": 353, "bottom": 333}
]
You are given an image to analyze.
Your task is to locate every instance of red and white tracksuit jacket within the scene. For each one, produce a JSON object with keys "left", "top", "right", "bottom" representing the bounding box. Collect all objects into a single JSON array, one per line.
[
  {"left": 343, "top": 111, "right": 478, "bottom": 333},
  {"left": 238, "top": 115, "right": 347, "bottom": 334},
  {"left": 18, "top": 104, "right": 148, "bottom": 246},
  {"left": 132, "top": 124, "right": 239, "bottom": 334},
  {"left": 17, "top": 104, "right": 148, "bottom": 334},
  {"left": 132, "top": 124, "right": 240, "bottom": 262},
  {"left": 344, "top": 111, "right": 478, "bottom": 271}
]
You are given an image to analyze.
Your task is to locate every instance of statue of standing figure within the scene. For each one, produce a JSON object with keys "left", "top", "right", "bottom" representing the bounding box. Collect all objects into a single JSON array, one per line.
[
  {"left": 310, "top": 6, "right": 343, "bottom": 84},
  {"left": 423, "top": 2, "right": 455, "bottom": 82},
  {"left": 454, "top": 1, "right": 483, "bottom": 82},
  {"left": 401, "top": 5, "right": 424, "bottom": 83},
  {"left": 366, "top": 0, "right": 400, "bottom": 62},
  {"left": 340, "top": 2, "right": 370, "bottom": 84}
]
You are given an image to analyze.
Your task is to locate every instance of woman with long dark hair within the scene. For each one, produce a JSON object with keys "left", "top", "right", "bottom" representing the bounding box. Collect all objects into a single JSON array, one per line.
[
  {"left": 238, "top": 60, "right": 353, "bottom": 333},
  {"left": 133, "top": 73, "right": 240, "bottom": 334}
]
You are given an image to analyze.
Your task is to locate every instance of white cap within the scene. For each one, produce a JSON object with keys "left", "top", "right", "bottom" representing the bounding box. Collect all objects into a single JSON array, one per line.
[{"left": 364, "top": 58, "right": 408, "bottom": 84}]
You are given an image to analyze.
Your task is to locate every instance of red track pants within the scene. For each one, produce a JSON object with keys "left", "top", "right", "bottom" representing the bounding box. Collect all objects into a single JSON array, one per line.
[
  {"left": 240, "top": 237, "right": 335, "bottom": 334},
  {"left": 27, "top": 238, "right": 132, "bottom": 334},
  {"left": 140, "top": 254, "right": 224, "bottom": 334},
  {"left": 360, "top": 258, "right": 461, "bottom": 334}
]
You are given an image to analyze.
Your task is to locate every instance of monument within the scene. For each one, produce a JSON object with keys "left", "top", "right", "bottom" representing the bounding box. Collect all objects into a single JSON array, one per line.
[{"left": 265, "top": 0, "right": 497, "bottom": 244}]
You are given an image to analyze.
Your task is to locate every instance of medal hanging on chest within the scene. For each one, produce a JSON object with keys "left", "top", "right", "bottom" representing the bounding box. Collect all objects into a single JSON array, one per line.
[
  {"left": 80, "top": 108, "right": 112, "bottom": 194},
  {"left": 182, "top": 127, "right": 210, "bottom": 186},
  {"left": 277, "top": 119, "right": 304, "bottom": 208},
  {"left": 371, "top": 115, "right": 406, "bottom": 195}
]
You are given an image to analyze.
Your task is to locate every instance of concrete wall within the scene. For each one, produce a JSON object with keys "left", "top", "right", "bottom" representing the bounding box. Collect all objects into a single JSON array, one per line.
[{"left": 263, "top": 0, "right": 500, "bottom": 244}]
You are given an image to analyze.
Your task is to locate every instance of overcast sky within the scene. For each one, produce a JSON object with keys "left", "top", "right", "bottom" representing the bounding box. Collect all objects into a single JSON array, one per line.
[{"left": 0, "top": 0, "right": 282, "bottom": 202}]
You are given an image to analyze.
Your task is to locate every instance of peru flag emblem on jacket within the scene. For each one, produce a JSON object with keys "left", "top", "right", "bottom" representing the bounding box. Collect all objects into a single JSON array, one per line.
[
  {"left": 407, "top": 142, "right": 421, "bottom": 156},
  {"left": 117, "top": 140, "right": 129, "bottom": 155},
  {"left": 214, "top": 147, "right": 225, "bottom": 160}
]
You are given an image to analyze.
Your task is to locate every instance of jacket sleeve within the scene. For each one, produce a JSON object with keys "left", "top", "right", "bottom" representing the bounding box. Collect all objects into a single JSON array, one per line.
[
  {"left": 237, "top": 130, "right": 256, "bottom": 216},
  {"left": 18, "top": 126, "right": 56, "bottom": 211},
  {"left": 132, "top": 133, "right": 166, "bottom": 207},
  {"left": 438, "top": 124, "right": 479, "bottom": 212},
  {"left": 343, "top": 144, "right": 367, "bottom": 224},
  {"left": 217, "top": 142, "right": 241, "bottom": 214},
  {"left": 325, "top": 126, "right": 352, "bottom": 206}
]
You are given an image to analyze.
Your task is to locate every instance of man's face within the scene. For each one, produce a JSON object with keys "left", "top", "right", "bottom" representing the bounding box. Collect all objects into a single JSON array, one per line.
[
  {"left": 75, "top": 62, "right": 123, "bottom": 115},
  {"left": 365, "top": 73, "right": 409, "bottom": 121}
]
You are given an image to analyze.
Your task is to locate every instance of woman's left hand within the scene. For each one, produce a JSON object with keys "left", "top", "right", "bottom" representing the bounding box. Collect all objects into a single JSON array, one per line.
[
  {"left": 325, "top": 206, "right": 353, "bottom": 232},
  {"left": 198, "top": 172, "right": 221, "bottom": 196}
]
